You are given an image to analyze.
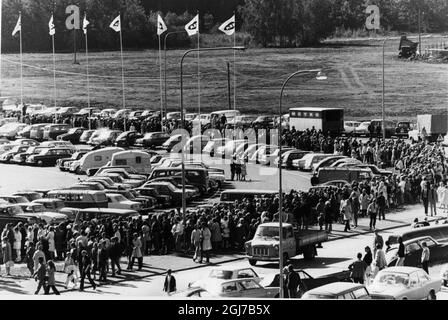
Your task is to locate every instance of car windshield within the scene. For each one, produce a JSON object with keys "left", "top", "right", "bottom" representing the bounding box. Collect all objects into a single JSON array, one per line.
[
  {"left": 8, "top": 206, "right": 25, "bottom": 215},
  {"left": 38, "top": 149, "right": 50, "bottom": 155},
  {"left": 209, "top": 270, "right": 234, "bottom": 280},
  {"left": 112, "top": 195, "right": 128, "bottom": 202},
  {"left": 255, "top": 226, "right": 280, "bottom": 239},
  {"left": 27, "top": 205, "right": 44, "bottom": 213},
  {"left": 373, "top": 272, "right": 409, "bottom": 286}
]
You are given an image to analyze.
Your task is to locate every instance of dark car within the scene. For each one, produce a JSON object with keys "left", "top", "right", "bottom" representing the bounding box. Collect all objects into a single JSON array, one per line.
[
  {"left": 252, "top": 116, "right": 274, "bottom": 130},
  {"left": 57, "top": 150, "right": 89, "bottom": 171},
  {"left": 143, "top": 182, "right": 188, "bottom": 206},
  {"left": 260, "top": 269, "right": 352, "bottom": 297},
  {"left": 135, "top": 132, "right": 170, "bottom": 148},
  {"left": 148, "top": 177, "right": 199, "bottom": 196},
  {"left": 16, "top": 125, "right": 33, "bottom": 139},
  {"left": 0, "top": 145, "right": 31, "bottom": 163},
  {"left": 26, "top": 148, "right": 74, "bottom": 167},
  {"left": 11, "top": 146, "right": 50, "bottom": 165},
  {"left": 79, "top": 130, "right": 96, "bottom": 144},
  {"left": 386, "top": 236, "right": 448, "bottom": 268},
  {"left": 395, "top": 121, "right": 413, "bottom": 136},
  {"left": 135, "top": 187, "right": 172, "bottom": 208},
  {"left": 30, "top": 123, "right": 52, "bottom": 141},
  {"left": 115, "top": 131, "right": 143, "bottom": 148},
  {"left": 0, "top": 204, "right": 30, "bottom": 231},
  {"left": 57, "top": 127, "right": 86, "bottom": 144},
  {"left": 43, "top": 124, "right": 70, "bottom": 141}
]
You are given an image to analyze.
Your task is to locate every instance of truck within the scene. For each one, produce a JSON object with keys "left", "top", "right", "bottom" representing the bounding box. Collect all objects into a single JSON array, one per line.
[
  {"left": 245, "top": 222, "right": 328, "bottom": 266},
  {"left": 408, "top": 114, "right": 448, "bottom": 143}
]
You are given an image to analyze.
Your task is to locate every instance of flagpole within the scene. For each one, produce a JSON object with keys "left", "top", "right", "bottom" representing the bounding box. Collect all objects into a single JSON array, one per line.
[
  {"left": 119, "top": 12, "right": 126, "bottom": 131},
  {"left": 197, "top": 11, "right": 201, "bottom": 136},
  {"left": 19, "top": 12, "right": 23, "bottom": 108},
  {"left": 233, "top": 12, "right": 236, "bottom": 113},
  {"left": 52, "top": 33, "right": 56, "bottom": 108},
  {"left": 158, "top": 34, "right": 164, "bottom": 132},
  {"left": 85, "top": 15, "right": 91, "bottom": 130}
]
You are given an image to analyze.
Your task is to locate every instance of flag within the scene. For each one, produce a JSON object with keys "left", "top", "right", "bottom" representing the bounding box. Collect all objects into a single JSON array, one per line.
[
  {"left": 157, "top": 14, "right": 167, "bottom": 36},
  {"left": 219, "top": 15, "right": 235, "bottom": 36},
  {"left": 185, "top": 14, "right": 199, "bottom": 36},
  {"left": 49, "top": 15, "right": 55, "bottom": 36},
  {"left": 83, "top": 14, "right": 89, "bottom": 35},
  {"left": 12, "top": 15, "right": 21, "bottom": 36},
  {"left": 109, "top": 15, "right": 121, "bottom": 32}
]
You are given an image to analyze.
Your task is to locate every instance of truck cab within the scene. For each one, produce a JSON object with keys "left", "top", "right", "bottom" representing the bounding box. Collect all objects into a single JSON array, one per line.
[{"left": 245, "top": 222, "right": 328, "bottom": 266}]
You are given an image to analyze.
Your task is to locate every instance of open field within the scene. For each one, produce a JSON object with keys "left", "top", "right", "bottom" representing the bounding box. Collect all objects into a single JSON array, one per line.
[{"left": 1, "top": 35, "right": 448, "bottom": 120}]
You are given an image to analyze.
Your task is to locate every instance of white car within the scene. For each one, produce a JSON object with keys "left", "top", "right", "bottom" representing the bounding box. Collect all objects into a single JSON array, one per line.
[
  {"left": 215, "top": 139, "right": 246, "bottom": 158},
  {"left": 106, "top": 193, "right": 141, "bottom": 211},
  {"left": 354, "top": 121, "right": 371, "bottom": 136},
  {"left": 188, "top": 267, "right": 262, "bottom": 288},
  {"left": 0, "top": 123, "right": 27, "bottom": 139},
  {"left": 368, "top": 267, "right": 441, "bottom": 300},
  {"left": 332, "top": 158, "right": 363, "bottom": 167},
  {"left": 293, "top": 153, "right": 334, "bottom": 171},
  {"left": 344, "top": 121, "right": 361, "bottom": 134}
]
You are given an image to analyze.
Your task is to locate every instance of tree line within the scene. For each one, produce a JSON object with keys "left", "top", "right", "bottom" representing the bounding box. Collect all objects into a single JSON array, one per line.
[{"left": 1, "top": 0, "right": 448, "bottom": 53}]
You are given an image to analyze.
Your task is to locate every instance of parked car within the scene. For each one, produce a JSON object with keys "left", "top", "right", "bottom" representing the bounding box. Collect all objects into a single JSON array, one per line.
[
  {"left": 98, "top": 109, "right": 117, "bottom": 118},
  {"left": 26, "top": 148, "right": 74, "bottom": 166},
  {"left": 275, "top": 149, "right": 311, "bottom": 169},
  {"left": 160, "top": 134, "right": 183, "bottom": 152},
  {"left": 312, "top": 156, "right": 347, "bottom": 173},
  {"left": 57, "top": 127, "right": 86, "bottom": 144},
  {"left": 344, "top": 121, "right": 362, "bottom": 134},
  {"left": 259, "top": 147, "right": 294, "bottom": 166},
  {"left": 188, "top": 267, "right": 261, "bottom": 288},
  {"left": 57, "top": 151, "right": 89, "bottom": 172},
  {"left": 252, "top": 116, "right": 274, "bottom": 130},
  {"left": 369, "top": 267, "right": 441, "bottom": 300},
  {"left": 134, "top": 132, "right": 170, "bottom": 148},
  {"left": 183, "top": 135, "right": 210, "bottom": 154},
  {"left": 16, "top": 125, "right": 34, "bottom": 139},
  {"left": 143, "top": 182, "right": 192, "bottom": 206},
  {"left": 97, "top": 172, "right": 143, "bottom": 188},
  {"left": 203, "top": 138, "right": 230, "bottom": 157},
  {"left": 31, "top": 199, "right": 65, "bottom": 212},
  {"left": 216, "top": 139, "right": 247, "bottom": 158},
  {"left": 235, "top": 143, "right": 265, "bottom": 162},
  {"left": 0, "top": 123, "right": 27, "bottom": 139},
  {"left": 293, "top": 153, "right": 334, "bottom": 171},
  {"left": 30, "top": 123, "right": 52, "bottom": 141},
  {"left": 88, "top": 129, "right": 122, "bottom": 146},
  {"left": 105, "top": 193, "right": 141, "bottom": 211},
  {"left": 302, "top": 282, "right": 371, "bottom": 300},
  {"left": 0, "top": 144, "right": 14, "bottom": 156},
  {"left": 396, "top": 121, "right": 414, "bottom": 136},
  {"left": 0, "top": 145, "right": 32, "bottom": 163},
  {"left": 115, "top": 131, "right": 143, "bottom": 148},
  {"left": 74, "top": 108, "right": 101, "bottom": 117},
  {"left": 11, "top": 138, "right": 39, "bottom": 147},
  {"left": 145, "top": 177, "right": 199, "bottom": 197},
  {"left": 43, "top": 124, "right": 70, "bottom": 141},
  {"left": 79, "top": 130, "right": 96, "bottom": 144},
  {"left": 0, "top": 195, "right": 30, "bottom": 204},
  {"left": 354, "top": 121, "right": 371, "bottom": 136},
  {"left": 55, "top": 107, "right": 80, "bottom": 117},
  {"left": 12, "top": 191, "right": 43, "bottom": 202}
]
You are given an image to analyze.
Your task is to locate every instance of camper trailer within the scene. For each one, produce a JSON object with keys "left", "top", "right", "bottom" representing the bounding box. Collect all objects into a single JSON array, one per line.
[
  {"left": 69, "top": 147, "right": 124, "bottom": 174},
  {"left": 110, "top": 150, "right": 152, "bottom": 175}
]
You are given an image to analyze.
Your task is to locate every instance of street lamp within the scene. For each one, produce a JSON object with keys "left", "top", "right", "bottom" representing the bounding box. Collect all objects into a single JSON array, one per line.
[
  {"left": 278, "top": 69, "right": 327, "bottom": 299},
  {"left": 179, "top": 46, "right": 246, "bottom": 223},
  {"left": 382, "top": 38, "right": 389, "bottom": 141},
  {"left": 164, "top": 31, "right": 187, "bottom": 130}
]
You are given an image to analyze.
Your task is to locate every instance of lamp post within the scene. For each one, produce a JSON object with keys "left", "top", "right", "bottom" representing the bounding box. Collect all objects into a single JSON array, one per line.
[
  {"left": 180, "top": 46, "right": 246, "bottom": 222},
  {"left": 278, "top": 69, "right": 327, "bottom": 299},
  {"left": 164, "top": 31, "right": 187, "bottom": 129},
  {"left": 382, "top": 38, "right": 389, "bottom": 141}
]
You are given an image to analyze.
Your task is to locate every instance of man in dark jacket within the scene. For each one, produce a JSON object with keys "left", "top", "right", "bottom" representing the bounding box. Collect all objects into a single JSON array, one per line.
[
  {"left": 286, "top": 265, "right": 302, "bottom": 298},
  {"left": 349, "top": 253, "right": 368, "bottom": 284},
  {"left": 376, "top": 192, "right": 386, "bottom": 220},
  {"left": 109, "top": 237, "right": 122, "bottom": 276},
  {"left": 163, "top": 269, "right": 176, "bottom": 295},
  {"left": 396, "top": 237, "right": 405, "bottom": 266},
  {"left": 97, "top": 241, "right": 108, "bottom": 282},
  {"left": 79, "top": 250, "right": 97, "bottom": 291}
]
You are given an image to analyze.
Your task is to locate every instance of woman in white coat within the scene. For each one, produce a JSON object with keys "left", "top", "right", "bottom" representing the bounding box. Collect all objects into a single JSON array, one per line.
[
  {"left": 46, "top": 226, "right": 56, "bottom": 260},
  {"left": 200, "top": 223, "right": 212, "bottom": 264},
  {"left": 13, "top": 226, "right": 22, "bottom": 262}
]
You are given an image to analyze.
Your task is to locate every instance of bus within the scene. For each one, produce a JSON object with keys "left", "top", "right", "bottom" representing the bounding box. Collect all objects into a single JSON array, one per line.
[{"left": 289, "top": 107, "right": 344, "bottom": 135}]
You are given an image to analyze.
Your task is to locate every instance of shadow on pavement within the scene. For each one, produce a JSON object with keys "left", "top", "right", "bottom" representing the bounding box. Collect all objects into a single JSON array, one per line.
[{"left": 0, "top": 278, "right": 29, "bottom": 294}]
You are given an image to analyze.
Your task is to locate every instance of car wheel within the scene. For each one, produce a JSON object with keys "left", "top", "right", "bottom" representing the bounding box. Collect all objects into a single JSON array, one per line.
[
  {"left": 248, "top": 259, "right": 257, "bottom": 266},
  {"left": 37, "top": 160, "right": 44, "bottom": 167},
  {"left": 75, "top": 166, "right": 82, "bottom": 175},
  {"left": 444, "top": 280, "right": 448, "bottom": 287},
  {"left": 427, "top": 290, "right": 436, "bottom": 300}
]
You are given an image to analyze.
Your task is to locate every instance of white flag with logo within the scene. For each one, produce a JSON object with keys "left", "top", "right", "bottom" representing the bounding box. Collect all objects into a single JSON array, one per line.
[
  {"left": 157, "top": 14, "right": 167, "bottom": 36},
  {"left": 109, "top": 15, "right": 121, "bottom": 32},
  {"left": 49, "top": 15, "right": 55, "bottom": 36},
  {"left": 83, "top": 14, "right": 90, "bottom": 35},
  {"left": 219, "top": 15, "right": 235, "bottom": 36},
  {"left": 12, "top": 14, "right": 21, "bottom": 36},
  {"left": 185, "top": 14, "right": 199, "bottom": 36}
]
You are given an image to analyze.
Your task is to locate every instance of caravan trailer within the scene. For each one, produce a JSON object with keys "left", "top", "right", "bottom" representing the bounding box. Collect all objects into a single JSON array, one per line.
[
  {"left": 110, "top": 150, "right": 152, "bottom": 175},
  {"left": 69, "top": 147, "right": 124, "bottom": 174},
  {"left": 289, "top": 107, "right": 344, "bottom": 135}
]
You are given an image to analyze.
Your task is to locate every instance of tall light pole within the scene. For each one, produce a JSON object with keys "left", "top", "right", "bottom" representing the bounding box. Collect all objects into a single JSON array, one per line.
[
  {"left": 278, "top": 69, "right": 327, "bottom": 299},
  {"left": 180, "top": 46, "right": 246, "bottom": 222},
  {"left": 164, "top": 30, "right": 186, "bottom": 129},
  {"left": 382, "top": 38, "right": 389, "bottom": 141}
]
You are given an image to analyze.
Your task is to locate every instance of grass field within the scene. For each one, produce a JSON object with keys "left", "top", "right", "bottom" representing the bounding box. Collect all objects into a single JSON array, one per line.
[{"left": 1, "top": 34, "right": 448, "bottom": 121}]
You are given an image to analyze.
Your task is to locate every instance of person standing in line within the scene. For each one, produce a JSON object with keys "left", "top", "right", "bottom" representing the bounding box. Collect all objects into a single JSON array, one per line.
[
  {"left": 97, "top": 241, "right": 108, "bottom": 282},
  {"left": 286, "top": 265, "right": 301, "bottom": 298},
  {"left": 240, "top": 161, "right": 247, "bottom": 181},
  {"left": 348, "top": 253, "right": 368, "bottom": 284},
  {"left": 374, "top": 243, "right": 387, "bottom": 278},
  {"left": 421, "top": 241, "right": 430, "bottom": 274},
  {"left": 230, "top": 157, "right": 236, "bottom": 181},
  {"left": 33, "top": 244, "right": 46, "bottom": 273},
  {"left": 376, "top": 192, "right": 386, "bottom": 220},
  {"left": 33, "top": 257, "right": 47, "bottom": 295},
  {"left": 44, "top": 260, "right": 60, "bottom": 295},
  {"left": 25, "top": 242, "right": 35, "bottom": 277},
  {"left": 2, "top": 237, "right": 13, "bottom": 276},
  {"left": 373, "top": 230, "right": 384, "bottom": 258},
  {"left": 428, "top": 183, "right": 438, "bottom": 216},
  {"left": 396, "top": 237, "right": 405, "bottom": 266},
  {"left": 13, "top": 226, "right": 22, "bottom": 263},
  {"left": 163, "top": 269, "right": 176, "bottom": 295},
  {"left": 191, "top": 224, "right": 202, "bottom": 263},
  {"left": 109, "top": 237, "right": 122, "bottom": 276},
  {"left": 421, "top": 180, "right": 430, "bottom": 216},
  {"left": 340, "top": 195, "right": 352, "bottom": 232},
  {"left": 64, "top": 252, "right": 78, "bottom": 289},
  {"left": 368, "top": 199, "right": 378, "bottom": 231},
  {"left": 200, "top": 223, "right": 212, "bottom": 264},
  {"left": 363, "top": 246, "right": 373, "bottom": 285},
  {"left": 128, "top": 233, "right": 143, "bottom": 271}
]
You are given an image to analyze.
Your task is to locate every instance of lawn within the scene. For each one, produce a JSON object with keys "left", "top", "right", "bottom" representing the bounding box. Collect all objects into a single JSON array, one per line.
[{"left": 1, "top": 34, "right": 447, "bottom": 121}]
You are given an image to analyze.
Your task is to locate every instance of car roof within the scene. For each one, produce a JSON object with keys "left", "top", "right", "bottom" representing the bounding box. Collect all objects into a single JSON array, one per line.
[
  {"left": 378, "top": 266, "right": 421, "bottom": 274},
  {"left": 403, "top": 236, "right": 436, "bottom": 244},
  {"left": 260, "top": 222, "right": 292, "bottom": 228},
  {"left": 306, "top": 282, "right": 366, "bottom": 295}
]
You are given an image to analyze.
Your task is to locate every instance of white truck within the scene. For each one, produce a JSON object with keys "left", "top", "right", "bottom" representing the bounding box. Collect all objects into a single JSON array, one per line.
[
  {"left": 408, "top": 114, "right": 448, "bottom": 143},
  {"left": 245, "top": 222, "right": 328, "bottom": 266}
]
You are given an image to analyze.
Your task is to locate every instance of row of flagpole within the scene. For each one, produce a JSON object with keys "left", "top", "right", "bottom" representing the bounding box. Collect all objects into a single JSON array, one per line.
[{"left": 8, "top": 11, "right": 237, "bottom": 129}]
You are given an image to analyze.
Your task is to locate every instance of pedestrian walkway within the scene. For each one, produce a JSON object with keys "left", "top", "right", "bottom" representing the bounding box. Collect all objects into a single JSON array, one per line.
[{"left": 0, "top": 203, "right": 444, "bottom": 296}]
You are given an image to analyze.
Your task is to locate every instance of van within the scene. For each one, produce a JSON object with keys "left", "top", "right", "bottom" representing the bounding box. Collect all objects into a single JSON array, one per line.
[
  {"left": 294, "top": 153, "right": 334, "bottom": 171},
  {"left": 220, "top": 190, "right": 278, "bottom": 203},
  {"left": 70, "top": 147, "right": 124, "bottom": 174},
  {"left": 388, "top": 224, "right": 448, "bottom": 246},
  {"left": 43, "top": 124, "right": 70, "bottom": 140},
  {"left": 370, "top": 119, "right": 396, "bottom": 138},
  {"left": 46, "top": 190, "right": 108, "bottom": 209},
  {"left": 30, "top": 123, "right": 52, "bottom": 141},
  {"left": 110, "top": 150, "right": 152, "bottom": 175},
  {"left": 210, "top": 110, "right": 241, "bottom": 124},
  {"left": 74, "top": 208, "right": 139, "bottom": 223},
  {"left": 316, "top": 167, "right": 373, "bottom": 185},
  {"left": 149, "top": 167, "right": 210, "bottom": 195}
]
